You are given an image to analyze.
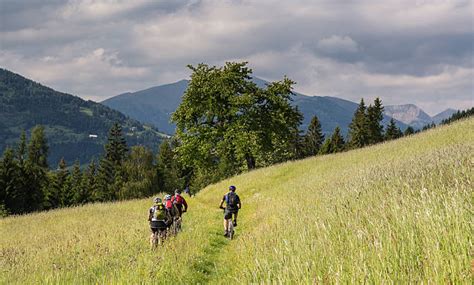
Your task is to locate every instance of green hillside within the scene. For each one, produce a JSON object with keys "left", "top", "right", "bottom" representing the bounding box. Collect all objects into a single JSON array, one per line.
[
  {"left": 0, "top": 68, "right": 167, "bottom": 166},
  {"left": 1, "top": 118, "right": 472, "bottom": 284}
]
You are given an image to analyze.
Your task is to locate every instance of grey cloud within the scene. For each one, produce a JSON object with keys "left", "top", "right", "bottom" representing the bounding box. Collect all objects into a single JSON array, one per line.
[{"left": 0, "top": 0, "right": 472, "bottom": 114}]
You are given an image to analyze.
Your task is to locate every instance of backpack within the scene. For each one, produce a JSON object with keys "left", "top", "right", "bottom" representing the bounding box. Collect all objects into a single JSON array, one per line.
[
  {"left": 152, "top": 205, "right": 166, "bottom": 221},
  {"left": 165, "top": 200, "right": 173, "bottom": 210},
  {"left": 173, "top": 194, "right": 184, "bottom": 205},
  {"left": 225, "top": 192, "right": 238, "bottom": 208}
]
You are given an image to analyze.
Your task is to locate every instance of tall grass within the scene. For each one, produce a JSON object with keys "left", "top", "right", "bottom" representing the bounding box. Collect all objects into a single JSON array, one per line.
[{"left": 1, "top": 118, "right": 472, "bottom": 284}]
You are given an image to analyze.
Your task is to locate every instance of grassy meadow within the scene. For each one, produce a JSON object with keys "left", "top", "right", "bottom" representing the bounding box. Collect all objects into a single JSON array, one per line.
[{"left": 1, "top": 118, "right": 473, "bottom": 284}]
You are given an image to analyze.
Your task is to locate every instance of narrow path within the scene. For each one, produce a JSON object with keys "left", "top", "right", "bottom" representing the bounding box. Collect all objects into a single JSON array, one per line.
[{"left": 186, "top": 199, "right": 234, "bottom": 284}]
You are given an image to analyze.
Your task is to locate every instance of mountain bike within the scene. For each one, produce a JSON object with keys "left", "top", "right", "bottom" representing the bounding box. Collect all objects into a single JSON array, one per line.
[
  {"left": 227, "top": 217, "right": 235, "bottom": 240},
  {"left": 220, "top": 207, "right": 235, "bottom": 240},
  {"left": 150, "top": 221, "right": 168, "bottom": 249},
  {"left": 169, "top": 217, "right": 182, "bottom": 236}
]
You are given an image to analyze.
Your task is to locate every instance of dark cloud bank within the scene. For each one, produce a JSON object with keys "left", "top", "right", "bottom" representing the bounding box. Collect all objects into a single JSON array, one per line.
[{"left": 0, "top": 0, "right": 472, "bottom": 114}]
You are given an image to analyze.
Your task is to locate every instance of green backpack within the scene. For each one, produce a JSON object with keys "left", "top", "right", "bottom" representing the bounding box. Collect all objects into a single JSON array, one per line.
[{"left": 152, "top": 204, "right": 166, "bottom": 221}]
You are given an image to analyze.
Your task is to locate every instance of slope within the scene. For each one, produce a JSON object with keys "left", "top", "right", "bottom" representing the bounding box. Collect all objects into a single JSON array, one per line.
[
  {"left": 102, "top": 78, "right": 408, "bottom": 136},
  {"left": 1, "top": 118, "right": 472, "bottom": 284},
  {"left": 0, "top": 68, "right": 167, "bottom": 166}
]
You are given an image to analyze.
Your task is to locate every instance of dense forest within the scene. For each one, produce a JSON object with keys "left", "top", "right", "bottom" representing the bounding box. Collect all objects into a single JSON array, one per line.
[
  {"left": 0, "top": 68, "right": 166, "bottom": 166},
  {"left": 1, "top": 62, "right": 472, "bottom": 216}
]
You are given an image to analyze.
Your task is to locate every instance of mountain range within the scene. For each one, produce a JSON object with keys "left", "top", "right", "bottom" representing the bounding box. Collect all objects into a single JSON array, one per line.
[
  {"left": 1, "top": 68, "right": 457, "bottom": 166},
  {"left": 384, "top": 104, "right": 457, "bottom": 129},
  {"left": 0, "top": 69, "right": 167, "bottom": 166},
  {"left": 103, "top": 78, "right": 454, "bottom": 136}
]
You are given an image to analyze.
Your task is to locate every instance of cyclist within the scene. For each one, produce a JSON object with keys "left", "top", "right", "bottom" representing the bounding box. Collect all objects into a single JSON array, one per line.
[
  {"left": 164, "top": 194, "right": 179, "bottom": 228},
  {"left": 219, "top": 185, "right": 241, "bottom": 237},
  {"left": 171, "top": 189, "right": 188, "bottom": 217},
  {"left": 148, "top": 197, "right": 170, "bottom": 244},
  {"left": 184, "top": 186, "right": 191, "bottom": 197}
]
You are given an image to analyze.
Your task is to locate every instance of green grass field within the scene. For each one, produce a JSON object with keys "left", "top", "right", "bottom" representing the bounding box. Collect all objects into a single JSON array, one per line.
[{"left": 1, "top": 118, "right": 473, "bottom": 284}]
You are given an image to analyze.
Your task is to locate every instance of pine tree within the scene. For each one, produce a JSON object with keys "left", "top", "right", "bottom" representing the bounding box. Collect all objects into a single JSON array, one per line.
[
  {"left": 367, "top": 97, "right": 384, "bottom": 144},
  {"left": 95, "top": 158, "right": 114, "bottom": 201},
  {"left": 44, "top": 158, "right": 69, "bottom": 209},
  {"left": 319, "top": 138, "right": 332, "bottom": 155},
  {"left": 14, "top": 131, "right": 30, "bottom": 212},
  {"left": 104, "top": 123, "right": 128, "bottom": 166},
  {"left": 93, "top": 123, "right": 129, "bottom": 201},
  {"left": 28, "top": 125, "right": 49, "bottom": 169},
  {"left": 70, "top": 161, "right": 86, "bottom": 205},
  {"left": 404, "top": 126, "right": 415, "bottom": 136},
  {"left": 24, "top": 126, "right": 48, "bottom": 212},
  {"left": 0, "top": 154, "right": 5, "bottom": 214},
  {"left": 348, "top": 99, "right": 370, "bottom": 149},
  {"left": 16, "top": 131, "right": 27, "bottom": 165},
  {"left": 0, "top": 148, "right": 23, "bottom": 214},
  {"left": 303, "top": 116, "right": 325, "bottom": 157},
  {"left": 330, "top": 126, "right": 345, "bottom": 153},
  {"left": 385, "top": 119, "right": 403, "bottom": 140},
  {"left": 82, "top": 159, "right": 98, "bottom": 202}
]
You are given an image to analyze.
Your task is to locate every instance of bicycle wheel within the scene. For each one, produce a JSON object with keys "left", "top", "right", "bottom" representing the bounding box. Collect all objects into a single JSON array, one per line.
[{"left": 228, "top": 221, "right": 234, "bottom": 240}]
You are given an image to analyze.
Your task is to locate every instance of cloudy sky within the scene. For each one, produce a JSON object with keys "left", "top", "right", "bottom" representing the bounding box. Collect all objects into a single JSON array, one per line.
[{"left": 0, "top": 0, "right": 472, "bottom": 115}]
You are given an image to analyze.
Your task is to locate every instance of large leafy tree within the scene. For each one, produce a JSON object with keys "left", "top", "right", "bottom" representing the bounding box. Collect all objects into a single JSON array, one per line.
[
  {"left": 303, "top": 115, "right": 325, "bottom": 157},
  {"left": 367, "top": 97, "right": 384, "bottom": 144},
  {"left": 348, "top": 99, "right": 370, "bottom": 149},
  {"left": 156, "top": 140, "right": 181, "bottom": 193},
  {"left": 172, "top": 62, "right": 302, "bottom": 185},
  {"left": 120, "top": 146, "right": 157, "bottom": 199}
]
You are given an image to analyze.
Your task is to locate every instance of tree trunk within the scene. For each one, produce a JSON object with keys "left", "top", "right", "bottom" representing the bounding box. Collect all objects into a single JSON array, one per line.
[{"left": 245, "top": 153, "right": 256, "bottom": 170}]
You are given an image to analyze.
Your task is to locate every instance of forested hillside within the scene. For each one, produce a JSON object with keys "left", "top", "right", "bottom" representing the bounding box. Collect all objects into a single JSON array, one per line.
[{"left": 0, "top": 68, "right": 166, "bottom": 166}]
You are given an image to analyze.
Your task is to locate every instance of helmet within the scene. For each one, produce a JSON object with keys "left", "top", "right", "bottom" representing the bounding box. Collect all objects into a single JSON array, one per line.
[
  {"left": 153, "top": 197, "right": 162, "bottom": 204},
  {"left": 229, "top": 185, "right": 236, "bottom": 191},
  {"left": 164, "top": 194, "right": 172, "bottom": 200},
  {"left": 174, "top": 189, "right": 181, "bottom": 194}
]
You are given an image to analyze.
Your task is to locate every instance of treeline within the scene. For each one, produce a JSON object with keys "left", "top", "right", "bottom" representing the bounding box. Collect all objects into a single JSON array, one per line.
[
  {"left": 302, "top": 98, "right": 409, "bottom": 157},
  {"left": 0, "top": 124, "right": 181, "bottom": 216},
  {"left": 1, "top": 62, "right": 472, "bottom": 216},
  {"left": 441, "top": 107, "right": 474, "bottom": 125}
]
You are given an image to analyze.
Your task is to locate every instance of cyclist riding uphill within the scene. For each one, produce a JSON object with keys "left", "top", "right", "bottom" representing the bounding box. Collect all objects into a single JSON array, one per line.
[
  {"left": 148, "top": 197, "right": 170, "bottom": 236},
  {"left": 171, "top": 189, "right": 188, "bottom": 217},
  {"left": 219, "top": 185, "right": 241, "bottom": 236},
  {"left": 164, "top": 194, "right": 179, "bottom": 226}
]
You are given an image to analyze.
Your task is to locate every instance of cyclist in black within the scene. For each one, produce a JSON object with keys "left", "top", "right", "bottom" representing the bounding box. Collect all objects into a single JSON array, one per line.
[{"left": 219, "top": 185, "right": 241, "bottom": 237}]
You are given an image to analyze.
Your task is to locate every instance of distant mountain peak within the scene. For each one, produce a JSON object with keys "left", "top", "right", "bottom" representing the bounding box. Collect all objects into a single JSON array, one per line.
[
  {"left": 384, "top": 104, "right": 432, "bottom": 128},
  {"left": 432, "top": 108, "right": 458, "bottom": 124}
]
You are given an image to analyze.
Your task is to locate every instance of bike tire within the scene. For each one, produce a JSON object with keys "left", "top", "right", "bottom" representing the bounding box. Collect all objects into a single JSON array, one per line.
[{"left": 228, "top": 223, "right": 234, "bottom": 240}]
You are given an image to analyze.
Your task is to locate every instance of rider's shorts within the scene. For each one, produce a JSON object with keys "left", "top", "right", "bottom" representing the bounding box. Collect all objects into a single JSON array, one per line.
[
  {"left": 224, "top": 208, "right": 238, "bottom": 220},
  {"left": 150, "top": 220, "right": 167, "bottom": 233}
]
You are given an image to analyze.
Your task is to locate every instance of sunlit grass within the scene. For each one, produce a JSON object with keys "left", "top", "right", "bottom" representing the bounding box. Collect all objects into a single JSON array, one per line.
[{"left": 1, "top": 118, "right": 472, "bottom": 284}]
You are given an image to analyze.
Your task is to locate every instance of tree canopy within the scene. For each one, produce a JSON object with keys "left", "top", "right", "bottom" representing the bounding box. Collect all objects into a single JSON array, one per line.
[{"left": 172, "top": 62, "right": 302, "bottom": 186}]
